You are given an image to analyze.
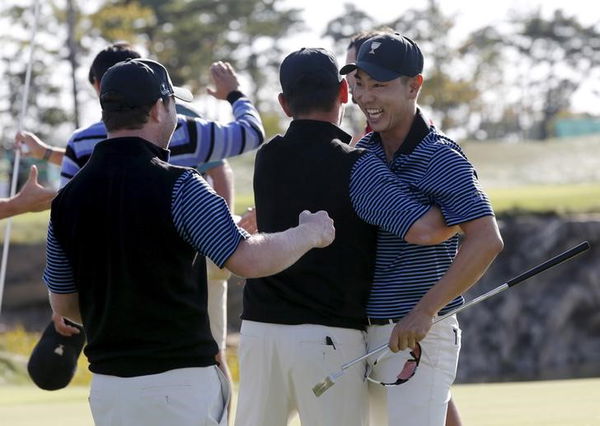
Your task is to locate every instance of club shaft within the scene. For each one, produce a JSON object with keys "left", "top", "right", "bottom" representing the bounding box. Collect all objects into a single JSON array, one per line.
[
  {"left": 348, "top": 241, "right": 591, "bottom": 365},
  {"left": 505, "top": 241, "right": 590, "bottom": 288}
]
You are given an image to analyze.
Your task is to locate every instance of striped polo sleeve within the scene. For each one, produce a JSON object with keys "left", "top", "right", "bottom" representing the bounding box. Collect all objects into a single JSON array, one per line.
[
  {"left": 60, "top": 121, "right": 107, "bottom": 187},
  {"left": 171, "top": 170, "right": 249, "bottom": 267},
  {"left": 187, "top": 96, "right": 265, "bottom": 164},
  {"left": 422, "top": 145, "right": 494, "bottom": 225},
  {"left": 43, "top": 222, "right": 76, "bottom": 294},
  {"left": 349, "top": 152, "right": 430, "bottom": 239}
]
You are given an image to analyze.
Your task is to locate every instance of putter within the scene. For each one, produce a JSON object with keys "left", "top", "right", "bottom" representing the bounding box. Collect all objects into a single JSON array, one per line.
[{"left": 312, "top": 241, "right": 591, "bottom": 397}]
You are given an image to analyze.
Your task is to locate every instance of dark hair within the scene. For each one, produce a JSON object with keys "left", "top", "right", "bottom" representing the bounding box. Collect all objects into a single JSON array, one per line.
[
  {"left": 88, "top": 42, "right": 141, "bottom": 85},
  {"left": 102, "top": 95, "right": 172, "bottom": 132},
  {"left": 347, "top": 28, "right": 395, "bottom": 52},
  {"left": 283, "top": 76, "right": 340, "bottom": 116}
]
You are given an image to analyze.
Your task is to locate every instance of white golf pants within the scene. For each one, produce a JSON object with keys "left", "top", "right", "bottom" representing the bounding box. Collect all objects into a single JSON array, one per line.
[
  {"left": 89, "top": 366, "right": 230, "bottom": 426},
  {"left": 367, "top": 314, "right": 461, "bottom": 426},
  {"left": 235, "top": 320, "right": 368, "bottom": 426}
]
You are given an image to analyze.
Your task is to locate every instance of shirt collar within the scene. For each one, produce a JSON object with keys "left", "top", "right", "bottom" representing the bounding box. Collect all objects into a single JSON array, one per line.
[
  {"left": 364, "top": 107, "right": 432, "bottom": 157},
  {"left": 284, "top": 119, "right": 352, "bottom": 145},
  {"left": 96, "top": 137, "right": 171, "bottom": 162}
]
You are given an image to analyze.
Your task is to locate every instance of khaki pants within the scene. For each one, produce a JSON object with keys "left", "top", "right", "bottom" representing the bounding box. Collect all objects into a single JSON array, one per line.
[
  {"left": 235, "top": 321, "right": 368, "bottom": 426},
  {"left": 89, "top": 366, "right": 230, "bottom": 426},
  {"left": 367, "top": 315, "right": 461, "bottom": 426}
]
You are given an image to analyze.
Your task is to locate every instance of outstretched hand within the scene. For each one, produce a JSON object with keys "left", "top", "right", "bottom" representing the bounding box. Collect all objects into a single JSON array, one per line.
[
  {"left": 12, "top": 165, "right": 56, "bottom": 213},
  {"left": 298, "top": 210, "right": 335, "bottom": 248},
  {"left": 206, "top": 61, "right": 240, "bottom": 100}
]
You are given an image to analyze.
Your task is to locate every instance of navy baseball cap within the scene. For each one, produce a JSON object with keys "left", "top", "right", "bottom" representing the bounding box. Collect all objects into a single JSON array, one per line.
[
  {"left": 27, "top": 319, "right": 86, "bottom": 391},
  {"left": 340, "top": 33, "right": 424, "bottom": 81},
  {"left": 280, "top": 48, "right": 342, "bottom": 94},
  {"left": 100, "top": 58, "right": 193, "bottom": 111}
]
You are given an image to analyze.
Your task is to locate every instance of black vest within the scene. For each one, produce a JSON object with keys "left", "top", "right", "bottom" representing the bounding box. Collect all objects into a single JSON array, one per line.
[
  {"left": 242, "top": 120, "right": 377, "bottom": 330},
  {"left": 50, "top": 137, "right": 217, "bottom": 377}
]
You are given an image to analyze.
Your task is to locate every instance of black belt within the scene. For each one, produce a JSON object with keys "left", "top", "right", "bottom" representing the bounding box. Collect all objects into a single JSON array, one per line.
[{"left": 367, "top": 317, "right": 402, "bottom": 326}]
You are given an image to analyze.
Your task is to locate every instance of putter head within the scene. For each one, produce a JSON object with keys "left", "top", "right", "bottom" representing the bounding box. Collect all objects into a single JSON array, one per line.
[{"left": 312, "top": 375, "right": 336, "bottom": 397}]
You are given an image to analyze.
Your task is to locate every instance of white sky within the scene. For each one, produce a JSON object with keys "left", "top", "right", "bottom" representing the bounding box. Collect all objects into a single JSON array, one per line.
[{"left": 281, "top": 0, "right": 600, "bottom": 114}]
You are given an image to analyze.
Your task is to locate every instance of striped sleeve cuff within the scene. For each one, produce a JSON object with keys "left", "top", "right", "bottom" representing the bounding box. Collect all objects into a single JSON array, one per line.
[{"left": 43, "top": 221, "right": 77, "bottom": 294}]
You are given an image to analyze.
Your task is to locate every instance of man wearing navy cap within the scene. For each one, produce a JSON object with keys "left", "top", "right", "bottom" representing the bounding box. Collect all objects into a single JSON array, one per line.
[
  {"left": 236, "top": 47, "right": 456, "bottom": 426},
  {"left": 341, "top": 34, "right": 504, "bottom": 425},
  {"left": 43, "top": 58, "right": 336, "bottom": 426}
]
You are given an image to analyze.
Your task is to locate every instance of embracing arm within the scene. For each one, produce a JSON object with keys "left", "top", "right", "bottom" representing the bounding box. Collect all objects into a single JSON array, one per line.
[{"left": 224, "top": 210, "right": 334, "bottom": 278}]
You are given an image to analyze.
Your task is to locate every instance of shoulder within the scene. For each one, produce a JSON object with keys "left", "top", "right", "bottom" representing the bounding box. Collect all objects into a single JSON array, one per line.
[
  {"left": 68, "top": 121, "right": 106, "bottom": 143},
  {"left": 417, "top": 130, "right": 469, "bottom": 163}
]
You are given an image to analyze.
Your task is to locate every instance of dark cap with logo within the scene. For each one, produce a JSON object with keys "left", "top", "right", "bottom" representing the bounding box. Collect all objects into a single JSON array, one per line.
[
  {"left": 100, "top": 58, "right": 193, "bottom": 111},
  {"left": 340, "top": 33, "right": 423, "bottom": 81},
  {"left": 280, "top": 47, "right": 342, "bottom": 95},
  {"left": 27, "top": 319, "right": 86, "bottom": 391}
]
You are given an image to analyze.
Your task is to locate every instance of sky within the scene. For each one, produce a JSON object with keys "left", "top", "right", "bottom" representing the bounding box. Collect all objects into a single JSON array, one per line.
[{"left": 281, "top": 0, "right": 600, "bottom": 114}]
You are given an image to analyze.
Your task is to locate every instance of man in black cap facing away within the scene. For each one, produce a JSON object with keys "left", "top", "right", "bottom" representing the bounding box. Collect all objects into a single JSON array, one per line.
[
  {"left": 236, "top": 47, "right": 456, "bottom": 426},
  {"left": 43, "top": 58, "right": 335, "bottom": 426}
]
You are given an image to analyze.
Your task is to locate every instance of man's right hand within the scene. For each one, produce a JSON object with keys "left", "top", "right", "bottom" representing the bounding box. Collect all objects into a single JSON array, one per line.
[
  {"left": 206, "top": 61, "right": 241, "bottom": 100},
  {"left": 52, "top": 312, "right": 81, "bottom": 337},
  {"left": 298, "top": 210, "right": 335, "bottom": 248}
]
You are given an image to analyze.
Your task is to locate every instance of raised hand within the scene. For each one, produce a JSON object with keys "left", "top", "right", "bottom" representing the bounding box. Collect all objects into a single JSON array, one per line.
[{"left": 206, "top": 61, "right": 241, "bottom": 100}]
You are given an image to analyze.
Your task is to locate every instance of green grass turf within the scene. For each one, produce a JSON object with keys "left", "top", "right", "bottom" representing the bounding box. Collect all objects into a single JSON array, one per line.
[{"left": 1, "top": 378, "right": 599, "bottom": 425}]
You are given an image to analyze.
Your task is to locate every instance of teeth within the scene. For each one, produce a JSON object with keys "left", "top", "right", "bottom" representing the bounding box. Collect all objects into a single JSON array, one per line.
[{"left": 366, "top": 108, "right": 382, "bottom": 114}]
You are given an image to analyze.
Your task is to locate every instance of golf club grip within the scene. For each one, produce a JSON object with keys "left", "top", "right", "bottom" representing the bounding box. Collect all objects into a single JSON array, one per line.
[{"left": 505, "top": 241, "right": 590, "bottom": 288}]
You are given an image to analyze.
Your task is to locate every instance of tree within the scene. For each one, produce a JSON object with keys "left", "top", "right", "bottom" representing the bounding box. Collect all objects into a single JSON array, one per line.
[
  {"left": 463, "top": 10, "right": 600, "bottom": 140},
  {"left": 323, "top": 0, "right": 480, "bottom": 134},
  {"left": 90, "top": 0, "right": 304, "bottom": 109}
]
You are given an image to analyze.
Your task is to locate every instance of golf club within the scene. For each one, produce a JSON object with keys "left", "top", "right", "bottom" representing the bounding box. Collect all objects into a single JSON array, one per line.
[{"left": 312, "top": 241, "right": 591, "bottom": 397}]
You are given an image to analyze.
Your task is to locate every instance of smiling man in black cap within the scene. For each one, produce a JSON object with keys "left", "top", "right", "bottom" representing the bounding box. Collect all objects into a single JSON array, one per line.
[
  {"left": 341, "top": 33, "right": 503, "bottom": 426},
  {"left": 43, "top": 58, "right": 336, "bottom": 426}
]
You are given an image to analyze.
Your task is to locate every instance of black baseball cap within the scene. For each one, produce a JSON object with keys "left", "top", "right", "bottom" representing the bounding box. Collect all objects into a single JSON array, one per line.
[
  {"left": 340, "top": 33, "right": 424, "bottom": 81},
  {"left": 280, "top": 48, "right": 342, "bottom": 94},
  {"left": 27, "top": 319, "right": 86, "bottom": 391},
  {"left": 100, "top": 58, "right": 193, "bottom": 111}
]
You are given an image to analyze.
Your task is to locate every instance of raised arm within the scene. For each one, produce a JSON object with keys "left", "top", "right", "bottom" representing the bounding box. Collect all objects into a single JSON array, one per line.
[{"left": 182, "top": 62, "right": 265, "bottom": 164}]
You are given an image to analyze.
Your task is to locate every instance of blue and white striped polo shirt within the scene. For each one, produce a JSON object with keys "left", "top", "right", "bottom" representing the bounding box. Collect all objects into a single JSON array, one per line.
[
  {"left": 357, "top": 110, "right": 495, "bottom": 318},
  {"left": 60, "top": 94, "right": 264, "bottom": 186},
  {"left": 44, "top": 170, "right": 249, "bottom": 293}
]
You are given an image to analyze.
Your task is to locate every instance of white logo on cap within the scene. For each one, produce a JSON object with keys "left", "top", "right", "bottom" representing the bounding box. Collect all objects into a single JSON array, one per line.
[
  {"left": 369, "top": 42, "right": 382, "bottom": 55},
  {"left": 54, "top": 344, "right": 64, "bottom": 356}
]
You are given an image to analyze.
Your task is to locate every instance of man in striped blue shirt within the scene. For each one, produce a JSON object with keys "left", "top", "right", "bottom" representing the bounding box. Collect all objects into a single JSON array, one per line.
[
  {"left": 341, "top": 34, "right": 504, "bottom": 425},
  {"left": 44, "top": 58, "right": 335, "bottom": 426}
]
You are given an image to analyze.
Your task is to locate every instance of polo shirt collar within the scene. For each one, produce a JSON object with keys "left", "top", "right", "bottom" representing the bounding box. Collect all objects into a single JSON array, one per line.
[
  {"left": 285, "top": 119, "right": 352, "bottom": 145},
  {"left": 97, "top": 137, "right": 171, "bottom": 162},
  {"left": 364, "top": 107, "right": 432, "bottom": 157}
]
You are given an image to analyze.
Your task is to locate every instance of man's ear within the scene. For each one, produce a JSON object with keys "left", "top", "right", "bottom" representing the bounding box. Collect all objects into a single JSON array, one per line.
[
  {"left": 339, "top": 79, "right": 349, "bottom": 104},
  {"left": 149, "top": 99, "right": 162, "bottom": 123},
  {"left": 278, "top": 93, "right": 293, "bottom": 118},
  {"left": 408, "top": 75, "right": 424, "bottom": 99}
]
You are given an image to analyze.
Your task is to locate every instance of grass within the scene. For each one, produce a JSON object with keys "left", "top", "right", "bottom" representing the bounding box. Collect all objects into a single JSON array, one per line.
[{"left": 0, "top": 378, "right": 599, "bottom": 425}]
